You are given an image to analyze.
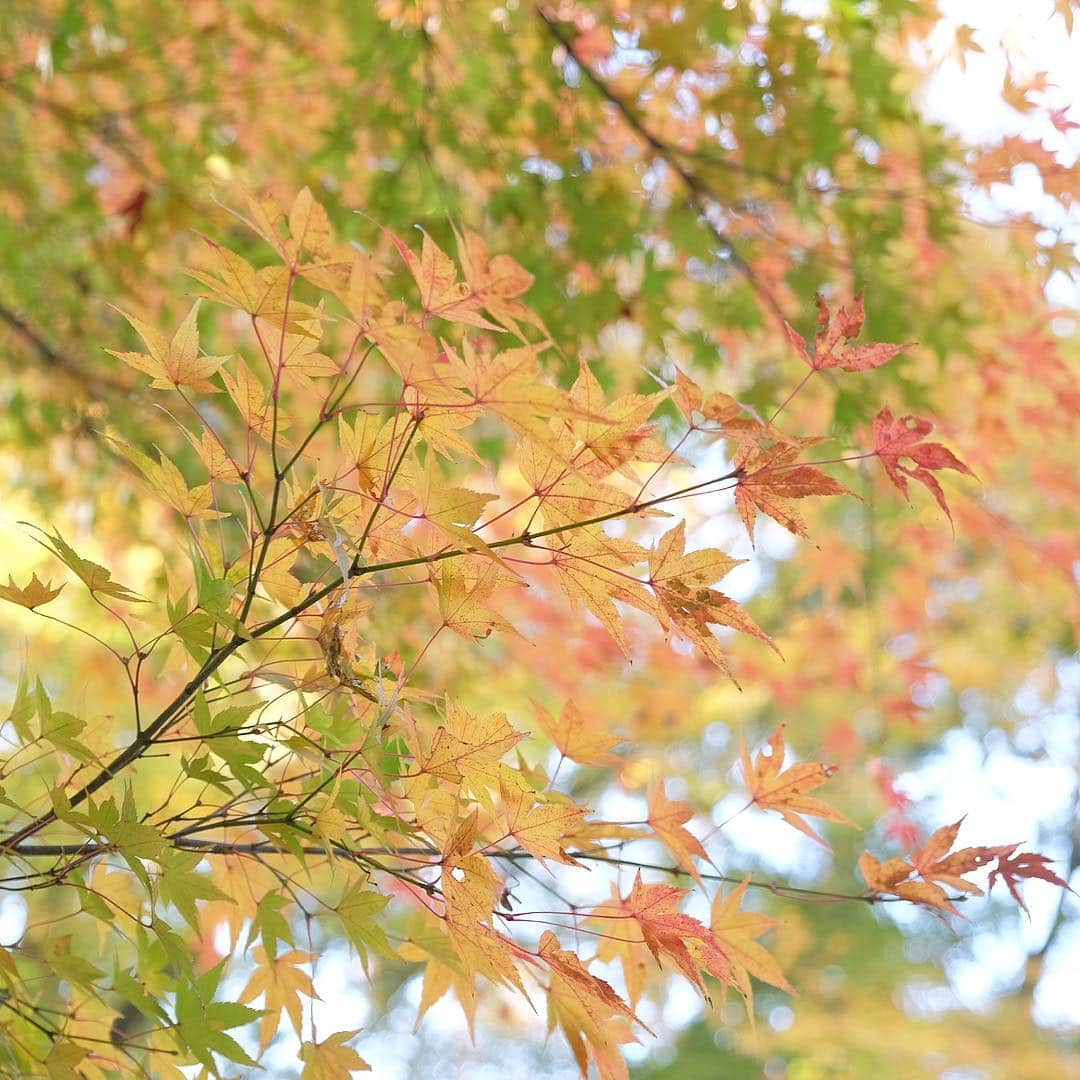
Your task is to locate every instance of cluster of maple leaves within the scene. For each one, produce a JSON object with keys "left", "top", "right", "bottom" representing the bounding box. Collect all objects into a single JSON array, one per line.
[{"left": 0, "top": 188, "right": 1069, "bottom": 1079}]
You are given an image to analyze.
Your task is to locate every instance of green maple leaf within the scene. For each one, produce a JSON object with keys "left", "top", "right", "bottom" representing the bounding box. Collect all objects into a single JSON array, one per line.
[
  {"left": 337, "top": 881, "right": 393, "bottom": 966},
  {"left": 156, "top": 848, "right": 235, "bottom": 932}
]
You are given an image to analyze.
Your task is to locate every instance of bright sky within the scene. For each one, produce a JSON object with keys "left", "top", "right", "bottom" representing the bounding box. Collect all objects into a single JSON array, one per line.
[{"left": 920, "top": 0, "right": 1080, "bottom": 307}]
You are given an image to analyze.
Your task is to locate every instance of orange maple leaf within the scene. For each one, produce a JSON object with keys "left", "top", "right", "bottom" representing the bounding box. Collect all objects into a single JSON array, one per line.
[
  {"left": 647, "top": 784, "right": 713, "bottom": 885},
  {"left": 784, "top": 293, "right": 908, "bottom": 373},
  {"left": 859, "top": 819, "right": 1014, "bottom": 916},
  {"left": 649, "top": 521, "right": 775, "bottom": 679},
  {"left": 454, "top": 226, "right": 547, "bottom": 338},
  {"left": 615, "top": 874, "right": 741, "bottom": 1002},
  {"left": 740, "top": 725, "right": 853, "bottom": 848},
  {"left": 539, "top": 930, "right": 644, "bottom": 1080},
  {"left": 534, "top": 700, "right": 622, "bottom": 770}
]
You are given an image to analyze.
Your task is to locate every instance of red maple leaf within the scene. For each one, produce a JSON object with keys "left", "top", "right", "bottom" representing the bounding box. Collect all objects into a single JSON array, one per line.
[
  {"left": 989, "top": 850, "right": 1074, "bottom": 915},
  {"left": 873, "top": 408, "right": 975, "bottom": 521}
]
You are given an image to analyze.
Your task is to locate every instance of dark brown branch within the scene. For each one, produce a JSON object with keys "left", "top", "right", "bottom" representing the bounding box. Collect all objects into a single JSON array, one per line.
[{"left": 3, "top": 836, "right": 968, "bottom": 907}]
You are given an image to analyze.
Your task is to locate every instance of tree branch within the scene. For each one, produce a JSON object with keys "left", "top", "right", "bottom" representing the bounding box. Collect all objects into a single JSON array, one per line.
[
  {"left": 4, "top": 837, "right": 964, "bottom": 906},
  {"left": 537, "top": 7, "right": 790, "bottom": 328}
]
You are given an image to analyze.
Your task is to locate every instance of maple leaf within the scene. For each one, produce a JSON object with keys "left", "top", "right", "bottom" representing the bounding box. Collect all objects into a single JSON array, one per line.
[
  {"left": 784, "top": 293, "right": 908, "bottom": 373},
  {"left": 299, "top": 1030, "right": 370, "bottom": 1079},
  {"left": 446, "top": 918, "right": 526, "bottom": 994},
  {"left": 1048, "top": 105, "right": 1080, "bottom": 135},
  {"left": 534, "top": 700, "right": 622, "bottom": 770},
  {"left": 25, "top": 525, "right": 145, "bottom": 603},
  {"left": 338, "top": 412, "right": 409, "bottom": 496},
  {"left": 649, "top": 521, "right": 774, "bottom": 678},
  {"left": 235, "top": 187, "right": 341, "bottom": 277},
  {"left": 156, "top": 848, "right": 235, "bottom": 933},
  {"left": 389, "top": 227, "right": 500, "bottom": 329},
  {"left": 221, "top": 359, "right": 288, "bottom": 444},
  {"left": 565, "top": 362, "right": 669, "bottom": 477},
  {"left": 950, "top": 24, "right": 983, "bottom": 71},
  {"left": 435, "top": 560, "right": 518, "bottom": 641},
  {"left": 710, "top": 878, "right": 794, "bottom": 1013},
  {"left": 437, "top": 338, "right": 595, "bottom": 461},
  {"left": 404, "top": 457, "right": 499, "bottom": 554},
  {"left": 440, "top": 811, "right": 505, "bottom": 924},
  {"left": 1002, "top": 71, "right": 1046, "bottom": 114},
  {"left": 539, "top": 930, "right": 642, "bottom": 1080},
  {"left": 672, "top": 369, "right": 769, "bottom": 445},
  {"left": 44, "top": 1041, "right": 88, "bottom": 1079},
  {"left": 741, "top": 726, "right": 853, "bottom": 848},
  {"left": 399, "top": 924, "right": 475, "bottom": 1033},
  {"left": 0, "top": 572, "right": 64, "bottom": 610},
  {"left": 614, "top": 874, "right": 742, "bottom": 1002},
  {"left": 239, "top": 947, "right": 316, "bottom": 1052},
  {"left": 549, "top": 527, "right": 655, "bottom": 657},
  {"left": 647, "top": 784, "right": 713, "bottom": 885},
  {"left": 989, "top": 849, "right": 1074, "bottom": 915},
  {"left": 418, "top": 702, "right": 525, "bottom": 792},
  {"left": 908, "top": 819, "right": 1005, "bottom": 895},
  {"left": 187, "top": 237, "right": 293, "bottom": 320},
  {"left": 859, "top": 819, "right": 1014, "bottom": 916},
  {"left": 337, "top": 881, "right": 393, "bottom": 965},
  {"left": 454, "top": 226, "right": 547, "bottom": 338},
  {"left": 734, "top": 440, "right": 854, "bottom": 542},
  {"left": 185, "top": 427, "right": 242, "bottom": 483},
  {"left": 873, "top": 407, "right": 975, "bottom": 521},
  {"left": 108, "top": 301, "right": 228, "bottom": 393},
  {"left": 287, "top": 186, "right": 334, "bottom": 260},
  {"left": 111, "top": 439, "right": 227, "bottom": 520},
  {"left": 500, "top": 782, "right": 585, "bottom": 865}
]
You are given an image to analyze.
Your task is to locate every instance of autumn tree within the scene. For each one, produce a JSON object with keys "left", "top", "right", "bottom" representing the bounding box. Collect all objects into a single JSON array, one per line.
[{"left": 1, "top": 2, "right": 1077, "bottom": 1078}]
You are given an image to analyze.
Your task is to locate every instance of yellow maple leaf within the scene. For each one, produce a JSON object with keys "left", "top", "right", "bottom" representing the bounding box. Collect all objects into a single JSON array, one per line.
[
  {"left": 647, "top": 784, "right": 713, "bottom": 885},
  {"left": 111, "top": 438, "right": 226, "bottom": 520},
  {"left": 435, "top": 560, "right": 518, "bottom": 641},
  {"left": 388, "top": 226, "right": 500, "bottom": 329},
  {"left": 740, "top": 725, "right": 854, "bottom": 848},
  {"left": 299, "top": 1030, "right": 370, "bottom": 1079},
  {"left": 108, "top": 301, "right": 228, "bottom": 393},
  {"left": 534, "top": 700, "right": 621, "bottom": 770},
  {"left": 709, "top": 878, "right": 794, "bottom": 1014},
  {"left": 418, "top": 702, "right": 525, "bottom": 792},
  {"left": 239, "top": 947, "right": 316, "bottom": 1052},
  {"left": 499, "top": 782, "right": 586, "bottom": 865},
  {"left": 549, "top": 527, "right": 655, "bottom": 657},
  {"left": 0, "top": 572, "right": 64, "bottom": 610}
]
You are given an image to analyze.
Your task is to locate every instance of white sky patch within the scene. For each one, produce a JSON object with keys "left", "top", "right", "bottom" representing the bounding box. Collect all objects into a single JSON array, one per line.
[{"left": 919, "top": 0, "right": 1080, "bottom": 306}]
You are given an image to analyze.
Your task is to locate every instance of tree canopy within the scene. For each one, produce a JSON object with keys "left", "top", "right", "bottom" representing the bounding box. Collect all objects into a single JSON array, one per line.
[{"left": 1, "top": 2, "right": 1077, "bottom": 1078}]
